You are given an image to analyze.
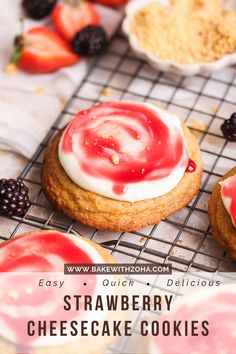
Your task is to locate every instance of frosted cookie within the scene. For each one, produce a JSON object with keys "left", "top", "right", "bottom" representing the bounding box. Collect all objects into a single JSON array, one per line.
[
  {"left": 0, "top": 230, "right": 123, "bottom": 354},
  {"left": 208, "top": 167, "right": 236, "bottom": 260},
  {"left": 147, "top": 285, "right": 236, "bottom": 354},
  {"left": 42, "top": 101, "right": 202, "bottom": 231}
]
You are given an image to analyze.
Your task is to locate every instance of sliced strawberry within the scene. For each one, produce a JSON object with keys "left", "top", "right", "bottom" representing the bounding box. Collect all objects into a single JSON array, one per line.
[
  {"left": 52, "top": 3, "right": 100, "bottom": 41},
  {"left": 17, "top": 27, "right": 80, "bottom": 74}
]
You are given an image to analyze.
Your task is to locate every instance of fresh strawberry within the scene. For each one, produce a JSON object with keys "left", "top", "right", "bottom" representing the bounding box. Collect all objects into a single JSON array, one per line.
[
  {"left": 52, "top": 2, "right": 99, "bottom": 41},
  {"left": 92, "top": 0, "right": 127, "bottom": 6},
  {"left": 11, "top": 27, "right": 80, "bottom": 74}
]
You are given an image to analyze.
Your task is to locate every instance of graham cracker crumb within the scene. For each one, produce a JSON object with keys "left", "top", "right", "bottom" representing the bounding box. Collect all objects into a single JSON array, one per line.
[
  {"left": 4, "top": 63, "right": 19, "bottom": 75},
  {"left": 211, "top": 107, "right": 219, "bottom": 114},
  {"left": 179, "top": 255, "right": 186, "bottom": 259},
  {"left": 131, "top": 0, "right": 236, "bottom": 64},
  {"left": 102, "top": 87, "right": 112, "bottom": 96},
  {"left": 206, "top": 136, "right": 219, "bottom": 146},
  {"left": 35, "top": 87, "right": 45, "bottom": 95},
  {"left": 139, "top": 236, "right": 147, "bottom": 243},
  {"left": 111, "top": 154, "right": 120, "bottom": 165},
  {"left": 189, "top": 117, "right": 206, "bottom": 139},
  {"left": 189, "top": 117, "right": 207, "bottom": 131},
  {"left": 190, "top": 130, "right": 203, "bottom": 140}
]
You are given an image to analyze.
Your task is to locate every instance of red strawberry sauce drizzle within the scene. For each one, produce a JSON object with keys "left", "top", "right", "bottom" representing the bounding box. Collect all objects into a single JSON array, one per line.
[
  {"left": 185, "top": 159, "right": 196, "bottom": 173},
  {"left": 0, "top": 231, "right": 96, "bottom": 345},
  {"left": 221, "top": 174, "right": 236, "bottom": 227},
  {"left": 62, "top": 102, "right": 192, "bottom": 195}
]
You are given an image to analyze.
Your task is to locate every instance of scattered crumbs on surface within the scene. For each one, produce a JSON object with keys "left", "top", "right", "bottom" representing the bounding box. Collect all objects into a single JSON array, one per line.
[
  {"left": 170, "top": 250, "right": 176, "bottom": 256},
  {"left": 211, "top": 107, "right": 219, "bottom": 114},
  {"left": 139, "top": 236, "right": 147, "bottom": 243},
  {"left": 206, "top": 136, "right": 219, "bottom": 146},
  {"left": 102, "top": 87, "right": 112, "bottom": 96},
  {"left": 66, "top": 114, "right": 74, "bottom": 122},
  {"left": 0, "top": 150, "right": 6, "bottom": 156},
  {"left": 177, "top": 239, "right": 183, "bottom": 244},
  {"left": 141, "top": 316, "right": 150, "bottom": 322},
  {"left": 111, "top": 154, "right": 120, "bottom": 165},
  {"left": 149, "top": 297, "right": 154, "bottom": 306},
  {"left": 35, "top": 86, "right": 45, "bottom": 95},
  {"left": 190, "top": 130, "right": 203, "bottom": 140},
  {"left": 179, "top": 255, "right": 186, "bottom": 259},
  {"left": 4, "top": 63, "right": 19, "bottom": 75},
  {"left": 154, "top": 100, "right": 165, "bottom": 109},
  {"left": 59, "top": 96, "right": 67, "bottom": 107},
  {"left": 189, "top": 117, "right": 207, "bottom": 131},
  {"left": 189, "top": 117, "right": 206, "bottom": 139}
]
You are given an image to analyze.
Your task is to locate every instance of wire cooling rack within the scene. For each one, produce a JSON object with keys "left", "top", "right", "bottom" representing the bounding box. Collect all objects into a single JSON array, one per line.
[{"left": 0, "top": 31, "right": 236, "bottom": 274}]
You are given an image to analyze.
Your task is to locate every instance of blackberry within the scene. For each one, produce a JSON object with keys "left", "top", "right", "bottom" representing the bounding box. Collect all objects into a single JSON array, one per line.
[
  {"left": 72, "top": 25, "right": 107, "bottom": 57},
  {"left": 221, "top": 113, "right": 236, "bottom": 142},
  {"left": 0, "top": 179, "right": 31, "bottom": 217},
  {"left": 22, "top": 0, "right": 57, "bottom": 20}
]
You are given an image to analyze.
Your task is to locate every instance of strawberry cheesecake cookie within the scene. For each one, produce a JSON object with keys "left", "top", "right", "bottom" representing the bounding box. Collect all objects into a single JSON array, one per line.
[
  {"left": 0, "top": 230, "right": 124, "bottom": 354},
  {"left": 146, "top": 285, "right": 236, "bottom": 354},
  {"left": 208, "top": 167, "right": 236, "bottom": 260},
  {"left": 42, "top": 101, "right": 202, "bottom": 231}
]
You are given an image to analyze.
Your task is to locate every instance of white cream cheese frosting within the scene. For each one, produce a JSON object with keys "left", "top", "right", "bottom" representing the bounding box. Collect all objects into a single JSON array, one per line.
[{"left": 59, "top": 101, "right": 190, "bottom": 202}]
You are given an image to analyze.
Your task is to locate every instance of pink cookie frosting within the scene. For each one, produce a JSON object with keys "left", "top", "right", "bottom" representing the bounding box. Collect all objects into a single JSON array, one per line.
[
  {"left": 59, "top": 101, "right": 193, "bottom": 202},
  {"left": 221, "top": 173, "right": 236, "bottom": 228}
]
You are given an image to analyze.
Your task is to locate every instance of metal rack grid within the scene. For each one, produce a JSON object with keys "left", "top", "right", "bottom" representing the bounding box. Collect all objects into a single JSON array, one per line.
[{"left": 1, "top": 31, "right": 236, "bottom": 274}]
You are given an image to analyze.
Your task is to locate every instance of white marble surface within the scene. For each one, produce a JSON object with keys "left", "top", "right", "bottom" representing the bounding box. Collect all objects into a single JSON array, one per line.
[{"left": 0, "top": 150, "right": 26, "bottom": 179}]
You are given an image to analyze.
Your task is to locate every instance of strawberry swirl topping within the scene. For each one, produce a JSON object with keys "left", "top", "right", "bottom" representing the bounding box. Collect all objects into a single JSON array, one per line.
[
  {"left": 59, "top": 102, "right": 191, "bottom": 202},
  {"left": 0, "top": 231, "right": 102, "bottom": 347},
  {"left": 221, "top": 174, "right": 236, "bottom": 228},
  {"left": 149, "top": 285, "right": 236, "bottom": 354}
]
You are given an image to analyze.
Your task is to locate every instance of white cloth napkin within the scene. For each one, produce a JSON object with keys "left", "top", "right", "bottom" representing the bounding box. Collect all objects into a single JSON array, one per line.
[{"left": 0, "top": 0, "right": 122, "bottom": 158}]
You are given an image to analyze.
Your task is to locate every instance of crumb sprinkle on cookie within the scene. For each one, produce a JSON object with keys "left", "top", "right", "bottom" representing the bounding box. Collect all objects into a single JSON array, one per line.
[{"left": 111, "top": 154, "right": 120, "bottom": 165}]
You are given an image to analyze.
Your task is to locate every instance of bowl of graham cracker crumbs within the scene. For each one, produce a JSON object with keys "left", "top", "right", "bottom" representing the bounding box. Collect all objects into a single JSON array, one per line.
[{"left": 122, "top": 0, "right": 236, "bottom": 76}]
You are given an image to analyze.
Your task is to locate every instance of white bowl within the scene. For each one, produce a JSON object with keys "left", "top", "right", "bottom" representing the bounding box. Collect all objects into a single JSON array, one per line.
[{"left": 122, "top": 0, "right": 236, "bottom": 76}]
